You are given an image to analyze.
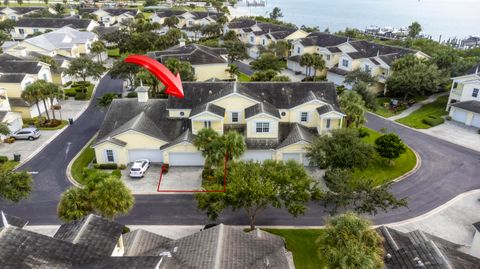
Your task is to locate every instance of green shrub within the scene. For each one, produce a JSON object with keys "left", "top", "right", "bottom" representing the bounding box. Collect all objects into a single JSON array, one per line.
[
  {"left": 445, "top": 116, "right": 452, "bottom": 121},
  {"left": 357, "top": 128, "right": 370, "bottom": 138},
  {"left": 422, "top": 117, "right": 444, "bottom": 127},
  {"left": 93, "top": 163, "right": 118, "bottom": 170},
  {"left": 73, "top": 86, "right": 87, "bottom": 93},
  {"left": 122, "top": 226, "right": 130, "bottom": 234},
  {"left": 126, "top": 92, "right": 138, "bottom": 98},
  {"left": 63, "top": 81, "right": 73, "bottom": 87},
  {"left": 118, "top": 164, "right": 126, "bottom": 170},
  {"left": 75, "top": 92, "right": 87, "bottom": 100},
  {"left": 0, "top": 156, "right": 8, "bottom": 163},
  {"left": 64, "top": 89, "right": 77, "bottom": 97},
  {"left": 111, "top": 169, "right": 122, "bottom": 178}
]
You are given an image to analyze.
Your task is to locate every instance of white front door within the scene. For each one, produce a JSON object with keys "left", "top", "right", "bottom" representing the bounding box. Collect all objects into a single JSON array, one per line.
[
  {"left": 241, "top": 150, "right": 273, "bottom": 162},
  {"left": 128, "top": 149, "right": 163, "bottom": 163},
  {"left": 169, "top": 152, "right": 204, "bottom": 166}
]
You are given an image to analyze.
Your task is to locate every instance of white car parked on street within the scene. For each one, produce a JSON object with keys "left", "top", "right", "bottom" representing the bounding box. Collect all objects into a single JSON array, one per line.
[{"left": 129, "top": 159, "right": 150, "bottom": 178}]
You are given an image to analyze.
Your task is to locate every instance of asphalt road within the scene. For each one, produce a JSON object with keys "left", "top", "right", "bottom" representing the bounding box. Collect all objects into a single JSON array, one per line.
[{"left": 2, "top": 76, "right": 480, "bottom": 226}]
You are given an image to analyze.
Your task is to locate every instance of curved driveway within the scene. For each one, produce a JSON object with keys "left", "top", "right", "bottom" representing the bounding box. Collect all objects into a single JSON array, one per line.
[{"left": 1, "top": 76, "right": 479, "bottom": 226}]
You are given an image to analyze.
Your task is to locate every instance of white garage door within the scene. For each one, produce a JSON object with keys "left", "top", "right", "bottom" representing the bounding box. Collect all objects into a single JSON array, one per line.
[
  {"left": 241, "top": 151, "right": 273, "bottom": 162},
  {"left": 169, "top": 152, "right": 204, "bottom": 166},
  {"left": 452, "top": 108, "right": 468, "bottom": 123},
  {"left": 128, "top": 149, "right": 163, "bottom": 163},
  {"left": 7, "top": 118, "right": 22, "bottom": 133},
  {"left": 283, "top": 153, "right": 301, "bottom": 163},
  {"left": 472, "top": 113, "right": 480, "bottom": 128}
]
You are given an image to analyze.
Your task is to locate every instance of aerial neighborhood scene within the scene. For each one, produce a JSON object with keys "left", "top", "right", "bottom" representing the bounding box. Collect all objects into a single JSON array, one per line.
[{"left": 0, "top": 0, "right": 479, "bottom": 268}]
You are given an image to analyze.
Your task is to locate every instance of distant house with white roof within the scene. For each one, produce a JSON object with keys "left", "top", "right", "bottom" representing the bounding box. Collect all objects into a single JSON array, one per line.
[{"left": 12, "top": 18, "right": 98, "bottom": 40}]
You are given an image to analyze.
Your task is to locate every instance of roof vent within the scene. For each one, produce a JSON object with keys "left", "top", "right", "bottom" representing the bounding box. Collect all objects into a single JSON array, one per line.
[{"left": 208, "top": 90, "right": 212, "bottom": 94}]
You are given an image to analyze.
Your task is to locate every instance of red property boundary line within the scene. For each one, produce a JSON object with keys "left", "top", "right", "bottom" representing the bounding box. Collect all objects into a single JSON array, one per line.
[{"left": 157, "top": 160, "right": 227, "bottom": 193}]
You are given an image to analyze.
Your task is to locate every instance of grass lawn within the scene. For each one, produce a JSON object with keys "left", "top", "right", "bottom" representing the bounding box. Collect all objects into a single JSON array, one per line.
[
  {"left": 71, "top": 143, "right": 95, "bottom": 185},
  {"left": 372, "top": 97, "right": 406, "bottom": 118},
  {"left": 171, "top": 6, "right": 206, "bottom": 12},
  {"left": 395, "top": 96, "right": 448, "bottom": 129},
  {"left": 86, "top": 84, "right": 95, "bottom": 100},
  {"left": 352, "top": 128, "right": 417, "bottom": 186},
  {"left": 263, "top": 229, "right": 326, "bottom": 269},
  {"left": 142, "top": 12, "right": 154, "bottom": 19},
  {"left": 238, "top": 72, "right": 251, "bottom": 82},
  {"left": 107, "top": 48, "right": 120, "bottom": 58},
  {"left": 0, "top": 161, "right": 19, "bottom": 172}
]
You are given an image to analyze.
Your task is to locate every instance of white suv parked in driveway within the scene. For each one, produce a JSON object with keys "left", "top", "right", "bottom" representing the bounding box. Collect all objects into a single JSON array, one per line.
[
  {"left": 11, "top": 128, "right": 41, "bottom": 140},
  {"left": 129, "top": 159, "right": 150, "bottom": 178}
]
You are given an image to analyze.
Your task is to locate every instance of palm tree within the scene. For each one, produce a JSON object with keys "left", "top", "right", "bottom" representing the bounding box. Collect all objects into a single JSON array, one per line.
[
  {"left": 57, "top": 187, "right": 92, "bottom": 222},
  {"left": 299, "top": 53, "right": 314, "bottom": 77},
  {"left": 226, "top": 64, "right": 240, "bottom": 80},
  {"left": 90, "top": 176, "right": 134, "bottom": 220},
  {"left": 316, "top": 213, "right": 384, "bottom": 269},
  {"left": 96, "top": 93, "right": 118, "bottom": 110},
  {"left": 39, "top": 81, "right": 52, "bottom": 122},
  {"left": 218, "top": 131, "right": 245, "bottom": 171},
  {"left": 408, "top": 21, "right": 422, "bottom": 39},
  {"left": 21, "top": 82, "right": 44, "bottom": 124},
  {"left": 311, "top": 53, "right": 326, "bottom": 80},
  {"left": 163, "top": 16, "right": 179, "bottom": 28},
  {"left": 47, "top": 83, "right": 63, "bottom": 121},
  {"left": 194, "top": 128, "right": 220, "bottom": 169},
  {"left": 90, "top": 40, "right": 106, "bottom": 64}
]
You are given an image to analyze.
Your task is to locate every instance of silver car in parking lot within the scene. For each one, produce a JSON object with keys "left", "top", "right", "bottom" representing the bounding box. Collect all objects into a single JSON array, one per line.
[{"left": 11, "top": 128, "right": 41, "bottom": 140}]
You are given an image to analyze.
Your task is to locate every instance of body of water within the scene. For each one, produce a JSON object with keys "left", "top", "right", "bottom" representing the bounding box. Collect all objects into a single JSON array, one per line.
[{"left": 233, "top": 0, "right": 480, "bottom": 40}]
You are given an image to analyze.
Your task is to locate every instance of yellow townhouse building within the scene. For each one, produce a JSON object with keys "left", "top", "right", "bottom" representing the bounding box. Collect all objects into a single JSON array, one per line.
[{"left": 93, "top": 82, "right": 345, "bottom": 166}]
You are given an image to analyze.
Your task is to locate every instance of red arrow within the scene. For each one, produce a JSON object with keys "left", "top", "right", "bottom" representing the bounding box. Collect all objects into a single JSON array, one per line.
[{"left": 124, "top": 55, "right": 184, "bottom": 98}]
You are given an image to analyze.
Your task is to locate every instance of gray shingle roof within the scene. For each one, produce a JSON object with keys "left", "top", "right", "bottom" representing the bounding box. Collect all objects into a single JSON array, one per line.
[
  {"left": 167, "top": 82, "right": 339, "bottom": 110},
  {"left": 379, "top": 226, "right": 480, "bottom": 269},
  {"left": 328, "top": 65, "right": 350, "bottom": 76},
  {"left": 276, "top": 123, "right": 316, "bottom": 149},
  {"left": 348, "top": 40, "right": 416, "bottom": 59},
  {"left": 0, "top": 73, "right": 27, "bottom": 83},
  {"left": 160, "top": 129, "right": 196, "bottom": 150},
  {"left": 123, "top": 229, "right": 171, "bottom": 256},
  {"left": 53, "top": 214, "right": 124, "bottom": 256},
  {"left": 245, "top": 101, "right": 280, "bottom": 119},
  {"left": 465, "top": 64, "right": 480, "bottom": 76},
  {"left": 0, "top": 226, "right": 103, "bottom": 268},
  {"left": 190, "top": 102, "right": 225, "bottom": 117},
  {"left": 474, "top": 222, "right": 480, "bottom": 232},
  {"left": 227, "top": 18, "right": 257, "bottom": 29},
  {"left": 147, "top": 44, "right": 227, "bottom": 65},
  {"left": 8, "top": 97, "right": 30, "bottom": 107},
  {"left": 0, "top": 6, "right": 46, "bottom": 15},
  {"left": 1, "top": 211, "right": 28, "bottom": 228},
  {"left": 95, "top": 98, "right": 189, "bottom": 146},
  {"left": 79, "top": 8, "right": 137, "bottom": 17},
  {"left": 0, "top": 54, "right": 42, "bottom": 74},
  {"left": 301, "top": 32, "right": 349, "bottom": 47},
  {"left": 15, "top": 18, "right": 93, "bottom": 29},
  {"left": 450, "top": 100, "right": 480, "bottom": 114},
  {"left": 107, "top": 111, "right": 170, "bottom": 142}
]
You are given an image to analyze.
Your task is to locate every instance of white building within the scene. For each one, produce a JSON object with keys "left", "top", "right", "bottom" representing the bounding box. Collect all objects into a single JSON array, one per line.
[{"left": 446, "top": 64, "right": 480, "bottom": 128}]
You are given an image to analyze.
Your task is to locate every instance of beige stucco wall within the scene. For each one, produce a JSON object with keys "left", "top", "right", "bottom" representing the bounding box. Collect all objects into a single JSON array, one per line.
[
  {"left": 162, "top": 142, "right": 199, "bottom": 163},
  {"left": 115, "top": 130, "right": 167, "bottom": 149},
  {"left": 168, "top": 109, "right": 191, "bottom": 118},
  {"left": 194, "top": 64, "right": 229, "bottom": 81},
  {"left": 246, "top": 115, "right": 279, "bottom": 139},
  {"left": 275, "top": 142, "right": 309, "bottom": 161},
  {"left": 191, "top": 115, "right": 223, "bottom": 134},
  {"left": 289, "top": 101, "right": 327, "bottom": 128},
  {"left": 94, "top": 142, "right": 127, "bottom": 165},
  {"left": 212, "top": 95, "right": 257, "bottom": 124}
]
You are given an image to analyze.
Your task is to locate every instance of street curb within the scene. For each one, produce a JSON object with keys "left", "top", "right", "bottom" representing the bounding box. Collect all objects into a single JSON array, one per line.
[
  {"left": 390, "top": 147, "right": 421, "bottom": 184},
  {"left": 14, "top": 73, "right": 107, "bottom": 171},
  {"left": 66, "top": 134, "right": 97, "bottom": 188},
  {"left": 383, "top": 189, "right": 480, "bottom": 227}
]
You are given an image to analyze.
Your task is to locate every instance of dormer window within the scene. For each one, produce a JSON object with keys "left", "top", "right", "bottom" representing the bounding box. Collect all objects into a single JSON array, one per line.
[
  {"left": 342, "top": 59, "right": 349, "bottom": 67},
  {"left": 231, "top": 112, "right": 239, "bottom": 123},
  {"left": 297, "top": 47, "right": 300, "bottom": 54},
  {"left": 473, "top": 88, "right": 479, "bottom": 98},
  {"left": 326, "top": 55, "right": 331, "bottom": 61},
  {"left": 300, "top": 112, "right": 308, "bottom": 122},
  {"left": 250, "top": 36, "right": 254, "bottom": 42},
  {"left": 256, "top": 122, "right": 270, "bottom": 133}
]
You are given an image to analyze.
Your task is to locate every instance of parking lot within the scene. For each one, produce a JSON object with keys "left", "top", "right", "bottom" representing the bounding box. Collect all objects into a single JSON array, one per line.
[{"left": 121, "top": 165, "right": 203, "bottom": 194}]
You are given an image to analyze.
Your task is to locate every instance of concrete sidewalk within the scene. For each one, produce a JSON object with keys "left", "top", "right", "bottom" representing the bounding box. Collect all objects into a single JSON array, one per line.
[{"left": 389, "top": 92, "right": 448, "bottom": 121}]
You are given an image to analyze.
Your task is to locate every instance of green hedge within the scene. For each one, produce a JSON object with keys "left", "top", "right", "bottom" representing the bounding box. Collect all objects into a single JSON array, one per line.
[
  {"left": 126, "top": 92, "right": 137, "bottom": 98},
  {"left": 93, "top": 163, "right": 118, "bottom": 169},
  {"left": 0, "top": 156, "right": 8, "bottom": 163},
  {"left": 75, "top": 92, "right": 87, "bottom": 100},
  {"left": 422, "top": 116, "right": 445, "bottom": 127},
  {"left": 64, "top": 88, "right": 77, "bottom": 97}
]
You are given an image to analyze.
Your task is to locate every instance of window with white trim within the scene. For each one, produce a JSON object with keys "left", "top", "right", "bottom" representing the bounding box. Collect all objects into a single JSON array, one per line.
[
  {"left": 297, "top": 47, "right": 300, "bottom": 54},
  {"left": 19, "top": 28, "right": 24, "bottom": 35},
  {"left": 300, "top": 112, "right": 308, "bottom": 122},
  {"left": 256, "top": 122, "right": 270, "bottom": 133},
  {"left": 326, "top": 119, "right": 331, "bottom": 129},
  {"left": 326, "top": 55, "right": 331, "bottom": 61},
  {"left": 106, "top": 150, "right": 114, "bottom": 162},
  {"left": 231, "top": 112, "right": 239, "bottom": 123},
  {"left": 204, "top": 121, "right": 212, "bottom": 128},
  {"left": 342, "top": 59, "right": 349, "bottom": 67},
  {"left": 250, "top": 36, "right": 254, "bottom": 42},
  {"left": 473, "top": 88, "right": 479, "bottom": 98}
]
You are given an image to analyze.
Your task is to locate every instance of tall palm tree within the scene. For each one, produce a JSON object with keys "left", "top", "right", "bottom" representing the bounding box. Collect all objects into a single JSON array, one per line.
[
  {"left": 300, "top": 53, "right": 314, "bottom": 77},
  {"left": 21, "top": 83, "right": 44, "bottom": 124},
  {"left": 226, "top": 64, "right": 240, "bottom": 80},
  {"left": 90, "top": 40, "right": 106, "bottom": 64},
  {"left": 39, "top": 81, "right": 52, "bottom": 121},
  {"left": 47, "top": 83, "right": 63, "bottom": 121},
  {"left": 311, "top": 53, "right": 326, "bottom": 81},
  {"left": 194, "top": 128, "right": 220, "bottom": 169}
]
